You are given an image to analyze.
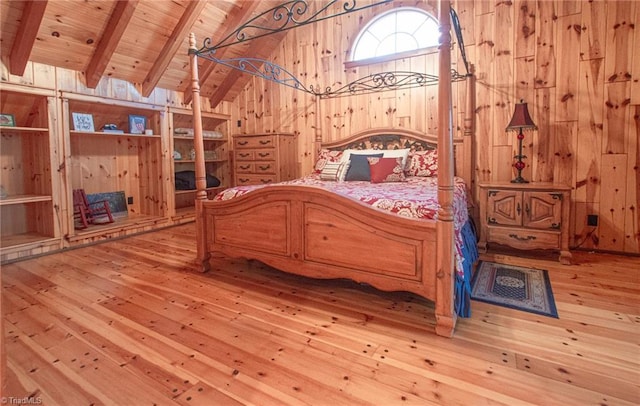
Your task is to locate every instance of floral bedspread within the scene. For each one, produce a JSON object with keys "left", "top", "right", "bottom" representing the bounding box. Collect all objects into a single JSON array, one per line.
[{"left": 214, "top": 174, "right": 471, "bottom": 276}]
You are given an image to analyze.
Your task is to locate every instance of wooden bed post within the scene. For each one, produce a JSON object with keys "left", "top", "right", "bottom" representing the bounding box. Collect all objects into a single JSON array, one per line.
[
  {"left": 435, "top": 0, "right": 456, "bottom": 337},
  {"left": 189, "top": 33, "right": 211, "bottom": 272},
  {"left": 314, "top": 96, "right": 322, "bottom": 162},
  {"left": 464, "top": 64, "right": 477, "bottom": 220}
]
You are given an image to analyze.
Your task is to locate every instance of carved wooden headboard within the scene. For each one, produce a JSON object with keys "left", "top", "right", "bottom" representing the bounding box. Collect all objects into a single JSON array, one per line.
[{"left": 321, "top": 128, "right": 449, "bottom": 152}]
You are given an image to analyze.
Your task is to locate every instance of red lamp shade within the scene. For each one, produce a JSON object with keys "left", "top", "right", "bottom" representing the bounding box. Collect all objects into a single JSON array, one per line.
[{"left": 506, "top": 100, "right": 537, "bottom": 131}]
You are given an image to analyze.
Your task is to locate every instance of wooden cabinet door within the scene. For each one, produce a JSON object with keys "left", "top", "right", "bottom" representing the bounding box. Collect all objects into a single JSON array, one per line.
[
  {"left": 524, "top": 191, "right": 563, "bottom": 230},
  {"left": 486, "top": 189, "right": 522, "bottom": 226}
]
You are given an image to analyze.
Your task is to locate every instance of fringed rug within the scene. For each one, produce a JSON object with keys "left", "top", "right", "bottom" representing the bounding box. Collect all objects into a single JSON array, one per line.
[{"left": 470, "top": 261, "right": 558, "bottom": 318}]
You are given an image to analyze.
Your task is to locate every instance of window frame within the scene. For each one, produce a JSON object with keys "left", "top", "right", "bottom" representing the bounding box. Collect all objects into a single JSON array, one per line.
[{"left": 345, "top": 6, "right": 441, "bottom": 69}]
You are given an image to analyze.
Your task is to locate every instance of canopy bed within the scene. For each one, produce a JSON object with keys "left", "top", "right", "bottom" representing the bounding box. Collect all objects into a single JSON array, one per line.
[{"left": 187, "top": 0, "right": 476, "bottom": 337}]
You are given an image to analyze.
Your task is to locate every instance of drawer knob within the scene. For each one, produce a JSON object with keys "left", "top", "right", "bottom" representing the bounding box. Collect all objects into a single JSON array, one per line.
[
  {"left": 260, "top": 179, "right": 272, "bottom": 184},
  {"left": 239, "top": 153, "right": 250, "bottom": 157},
  {"left": 240, "top": 165, "right": 250, "bottom": 170},
  {"left": 259, "top": 140, "right": 271, "bottom": 145},
  {"left": 509, "top": 234, "right": 537, "bottom": 241},
  {"left": 258, "top": 152, "right": 269, "bottom": 157},
  {"left": 238, "top": 141, "right": 248, "bottom": 145},
  {"left": 259, "top": 164, "right": 271, "bottom": 170}
]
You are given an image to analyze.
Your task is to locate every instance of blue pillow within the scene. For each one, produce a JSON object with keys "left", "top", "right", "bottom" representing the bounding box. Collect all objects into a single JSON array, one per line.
[{"left": 344, "top": 153, "right": 383, "bottom": 181}]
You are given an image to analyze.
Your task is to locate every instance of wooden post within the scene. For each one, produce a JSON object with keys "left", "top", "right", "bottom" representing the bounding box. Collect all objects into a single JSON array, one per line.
[
  {"left": 189, "top": 33, "right": 211, "bottom": 272},
  {"left": 314, "top": 96, "right": 322, "bottom": 160},
  {"left": 435, "top": 0, "right": 456, "bottom": 337},
  {"left": 464, "top": 65, "right": 478, "bottom": 221}
]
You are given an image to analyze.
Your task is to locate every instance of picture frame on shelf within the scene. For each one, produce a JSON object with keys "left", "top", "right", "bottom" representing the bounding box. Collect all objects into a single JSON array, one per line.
[
  {"left": 72, "top": 112, "right": 95, "bottom": 132},
  {"left": 128, "top": 115, "right": 146, "bottom": 134},
  {"left": 0, "top": 113, "right": 16, "bottom": 127}
]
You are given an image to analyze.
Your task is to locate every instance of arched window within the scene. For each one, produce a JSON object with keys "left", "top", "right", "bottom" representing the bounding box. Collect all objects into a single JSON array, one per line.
[{"left": 350, "top": 8, "right": 439, "bottom": 63}]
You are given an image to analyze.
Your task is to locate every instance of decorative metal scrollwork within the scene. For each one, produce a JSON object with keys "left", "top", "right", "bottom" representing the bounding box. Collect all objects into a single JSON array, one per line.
[
  {"left": 192, "top": 1, "right": 474, "bottom": 99},
  {"left": 314, "top": 71, "right": 443, "bottom": 99},
  {"left": 195, "top": 0, "right": 393, "bottom": 54}
]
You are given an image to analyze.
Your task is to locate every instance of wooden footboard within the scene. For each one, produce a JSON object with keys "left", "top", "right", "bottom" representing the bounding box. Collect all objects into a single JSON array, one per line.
[{"left": 199, "top": 185, "right": 455, "bottom": 336}]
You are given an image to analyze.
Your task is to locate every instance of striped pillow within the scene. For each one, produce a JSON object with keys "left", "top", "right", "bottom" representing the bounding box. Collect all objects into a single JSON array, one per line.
[{"left": 320, "top": 161, "right": 350, "bottom": 181}]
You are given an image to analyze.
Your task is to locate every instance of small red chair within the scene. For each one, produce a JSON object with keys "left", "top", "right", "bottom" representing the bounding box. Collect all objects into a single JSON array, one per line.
[{"left": 73, "top": 189, "right": 114, "bottom": 229}]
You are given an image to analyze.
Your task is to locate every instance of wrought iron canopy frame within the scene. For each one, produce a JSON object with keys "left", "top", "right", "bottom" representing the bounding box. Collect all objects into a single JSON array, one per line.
[{"left": 191, "top": 0, "right": 471, "bottom": 99}]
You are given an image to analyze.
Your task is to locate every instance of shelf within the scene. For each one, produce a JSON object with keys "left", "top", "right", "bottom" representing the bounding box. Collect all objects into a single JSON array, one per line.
[
  {"left": 67, "top": 214, "right": 168, "bottom": 242},
  {"left": 0, "top": 233, "right": 58, "bottom": 250},
  {"left": 174, "top": 186, "right": 225, "bottom": 196},
  {"left": 0, "top": 194, "right": 52, "bottom": 206},
  {"left": 174, "top": 159, "right": 228, "bottom": 164},
  {"left": 174, "top": 135, "right": 226, "bottom": 141},
  {"left": 70, "top": 130, "right": 161, "bottom": 138},
  {"left": 0, "top": 126, "right": 49, "bottom": 133}
]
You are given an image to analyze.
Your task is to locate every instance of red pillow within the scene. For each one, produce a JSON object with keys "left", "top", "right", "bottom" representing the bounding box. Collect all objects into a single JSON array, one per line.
[
  {"left": 367, "top": 157, "right": 406, "bottom": 183},
  {"left": 314, "top": 149, "right": 343, "bottom": 173},
  {"left": 405, "top": 149, "right": 438, "bottom": 177}
]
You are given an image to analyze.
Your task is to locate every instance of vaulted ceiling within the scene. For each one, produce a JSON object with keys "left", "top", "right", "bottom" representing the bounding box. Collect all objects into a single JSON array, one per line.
[{"left": 0, "top": 0, "right": 291, "bottom": 107}]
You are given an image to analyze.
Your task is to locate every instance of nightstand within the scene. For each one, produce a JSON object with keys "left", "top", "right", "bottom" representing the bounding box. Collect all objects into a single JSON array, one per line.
[{"left": 478, "top": 182, "right": 572, "bottom": 264}]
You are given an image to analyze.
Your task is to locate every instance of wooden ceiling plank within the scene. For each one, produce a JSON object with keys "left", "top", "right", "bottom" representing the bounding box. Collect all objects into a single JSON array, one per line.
[
  {"left": 184, "top": 0, "right": 261, "bottom": 105},
  {"left": 9, "top": 0, "right": 48, "bottom": 76},
  {"left": 85, "top": 0, "right": 139, "bottom": 89},
  {"left": 141, "top": 0, "right": 208, "bottom": 97}
]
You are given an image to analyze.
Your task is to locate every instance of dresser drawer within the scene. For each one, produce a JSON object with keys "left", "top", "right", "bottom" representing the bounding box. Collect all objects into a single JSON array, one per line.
[
  {"left": 235, "top": 150, "right": 276, "bottom": 161},
  {"left": 236, "top": 162, "right": 276, "bottom": 174},
  {"left": 235, "top": 151, "right": 254, "bottom": 161},
  {"left": 236, "top": 162, "right": 254, "bottom": 173},
  {"left": 254, "top": 162, "right": 276, "bottom": 174},
  {"left": 253, "top": 150, "right": 275, "bottom": 160},
  {"left": 234, "top": 135, "right": 276, "bottom": 149},
  {"left": 235, "top": 174, "right": 277, "bottom": 185},
  {"left": 487, "top": 226, "right": 560, "bottom": 251}
]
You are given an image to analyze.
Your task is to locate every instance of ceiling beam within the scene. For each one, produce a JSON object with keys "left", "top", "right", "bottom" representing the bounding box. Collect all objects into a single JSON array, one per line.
[
  {"left": 183, "top": 0, "right": 261, "bottom": 105},
  {"left": 141, "top": 0, "right": 208, "bottom": 97},
  {"left": 9, "top": 0, "right": 48, "bottom": 76},
  {"left": 208, "top": 32, "right": 287, "bottom": 109},
  {"left": 85, "top": 0, "right": 139, "bottom": 89}
]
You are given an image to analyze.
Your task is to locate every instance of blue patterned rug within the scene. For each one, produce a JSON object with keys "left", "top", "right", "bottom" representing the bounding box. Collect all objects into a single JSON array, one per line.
[{"left": 470, "top": 261, "right": 558, "bottom": 318}]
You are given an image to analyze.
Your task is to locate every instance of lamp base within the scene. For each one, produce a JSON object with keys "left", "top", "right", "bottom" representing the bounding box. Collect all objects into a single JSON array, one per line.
[{"left": 511, "top": 176, "right": 529, "bottom": 184}]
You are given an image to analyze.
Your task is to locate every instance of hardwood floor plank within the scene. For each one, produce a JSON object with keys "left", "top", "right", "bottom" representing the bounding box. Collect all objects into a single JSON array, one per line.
[{"left": 2, "top": 223, "right": 639, "bottom": 405}]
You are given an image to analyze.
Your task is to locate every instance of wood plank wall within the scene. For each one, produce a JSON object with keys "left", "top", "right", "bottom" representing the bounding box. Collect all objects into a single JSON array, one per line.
[{"left": 229, "top": 0, "right": 640, "bottom": 255}]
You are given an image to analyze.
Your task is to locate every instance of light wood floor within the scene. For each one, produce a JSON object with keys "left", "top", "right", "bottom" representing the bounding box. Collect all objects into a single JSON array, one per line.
[{"left": 2, "top": 223, "right": 639, "bottom": 405}]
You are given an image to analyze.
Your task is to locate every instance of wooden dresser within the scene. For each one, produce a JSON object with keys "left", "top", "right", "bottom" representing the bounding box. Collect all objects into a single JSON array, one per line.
[
  {"left": 233, "top": 133, "right": 298, "bottom": 186},
  {"left": 478, "top": 182, "right": 572, "bottom": 264}
]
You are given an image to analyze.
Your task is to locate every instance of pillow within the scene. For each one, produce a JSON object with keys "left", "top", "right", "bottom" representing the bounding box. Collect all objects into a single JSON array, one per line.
[
  {"left": 344, "top": 153, "right": 383, "bottom": 181},
  {"left": 380, "top": 148, "right": 410, "bottom": 168},
  {"left": 314, "top": 149, "right": 343, "bottom": 173},
  {"left": 368, "top": 157, "right": 406, "bottom": 183},
  {"left": 340, "top": 148, "right": 383, "bottom": 163},
  {"left": 319, "top": 161, "right": 350, "bottom": 181},
  {"left": 405, "top": 149, "right": 438, "bottom": 177},
  {"left": 341, "top": 148, "right": 410, "bottom": 168}
]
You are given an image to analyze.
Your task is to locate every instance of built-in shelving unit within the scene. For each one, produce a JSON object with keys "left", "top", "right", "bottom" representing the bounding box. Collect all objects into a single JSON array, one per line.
[
  {"left": 61, "top": 93, "right": 168, "bottom": 244},
  {"left": 169, "top": 108, "right": 230, "bottom": 222},
  {"left": 0, "top": 85, "right": 62, "bottom": 262},
  {"left": 1, "top": 85, "right": 231, "bottom": 262}
]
